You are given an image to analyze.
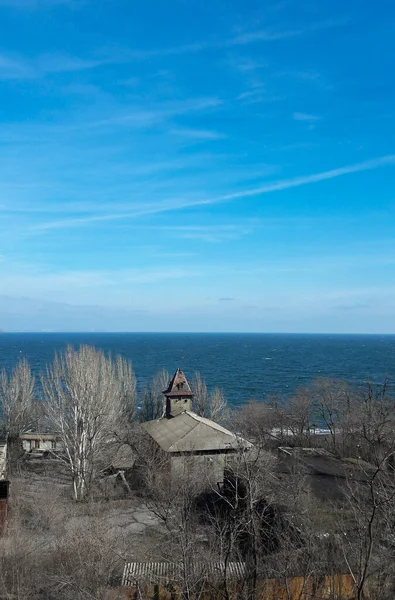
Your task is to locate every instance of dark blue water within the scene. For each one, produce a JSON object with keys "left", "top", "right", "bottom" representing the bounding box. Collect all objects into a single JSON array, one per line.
[{"left": 0, "top": 333, "right": 394, "bottom": 406}]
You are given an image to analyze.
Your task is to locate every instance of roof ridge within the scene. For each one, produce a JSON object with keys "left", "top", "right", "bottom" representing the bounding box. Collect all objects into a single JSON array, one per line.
[
  {"left": 168, "top": 413, "right": 199, "bottom": 451},
  {"left": 185, "top": 410, "right": 236, "bottom": 436}
]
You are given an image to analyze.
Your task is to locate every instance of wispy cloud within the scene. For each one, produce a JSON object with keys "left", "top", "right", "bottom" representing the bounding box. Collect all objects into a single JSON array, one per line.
[
  {"left": 274, "top": 142, "right": 316, "bottom": 152},
  {"left": 0, "top": 0, "right": 76, "bottom": 6},
  {"left": 275, "top": 69, "right": 332, "bottom": 90},
  {"left": 293, "top": 112, "right": 322, "bottom": 122},
  {"left": 228, "top": 19, "right": 345, "bottom": 47},
  {"left": 166, "top": 224, "right": 251, "bottom": 243},
  {"left": 0, "top": 18, "right": 345, "bottom": 80},
  {"left": 169, "top": 127, "right": 226, "bottom": 140},
  {"left": 236, "top": 88, "right": 281, "bottom": 104},
  {"left": 215, "top": 154, "right": 395, "bottom": 203},
  {"left": 24, "top": 154, "right": 395, "bottom": 231},
  {"left": 230, "top": 27, "right": 303, "bottom": 45},
  {"left": 0, "top": 264, "right": 201, "bottom": 299},
  {"left": 0, "top": 51, "right": 116, "bottom": 79},
  {"left": 229, "top": 57, "right": 267, "bottom": 73},
  {"left": 69, "top": 97, "right": 223, "bottom": 131},
  {"left": 0, "top": 97, "right": 222, "bottom": 140},
  {"left": 236, "top": 88, "right": 264, "bottom": 101}
]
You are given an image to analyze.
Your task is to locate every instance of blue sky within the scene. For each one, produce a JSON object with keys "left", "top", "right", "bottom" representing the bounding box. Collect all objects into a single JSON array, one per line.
[{"left": 0, "top": 0, "right": 394, "bottom": 332}]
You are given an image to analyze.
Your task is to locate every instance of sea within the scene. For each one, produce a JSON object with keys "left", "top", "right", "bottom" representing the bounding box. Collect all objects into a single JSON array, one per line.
[{"left": 0, "top": 333, "right": 394, "bottom": 406}]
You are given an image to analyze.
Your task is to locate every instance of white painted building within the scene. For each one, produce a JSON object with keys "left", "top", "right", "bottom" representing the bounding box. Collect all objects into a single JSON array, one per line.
[
  {"left": 21, "top": 432, "right": 63, "bottom": 453},
  {"left": 0, "top": 441, "right": 7, "bottom": 479}
]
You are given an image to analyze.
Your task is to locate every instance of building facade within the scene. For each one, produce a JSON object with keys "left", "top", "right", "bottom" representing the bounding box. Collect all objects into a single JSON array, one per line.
[
  {"left": 142, "top": 368, "right": 251, "bottom": 487},
  {"left": 20, "top": 432, "right": 63, "bottom": 453}
]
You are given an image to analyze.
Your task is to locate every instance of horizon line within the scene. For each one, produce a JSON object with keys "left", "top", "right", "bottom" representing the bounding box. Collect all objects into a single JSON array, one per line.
[{"left": 2, "top": 331, "right": 395, "bottom": 336}]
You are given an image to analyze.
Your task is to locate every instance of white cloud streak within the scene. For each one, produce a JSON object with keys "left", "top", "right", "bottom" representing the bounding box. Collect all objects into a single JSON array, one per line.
[
  {"left": 26, "top": 153, "right": 395, "bottom": 231},
  {"left": 293, "top": 112, "right": 322, "bottom": 122},
  {"left": 0, "top": 51, "right": 115, "bottom": 80},
  {"left": 169, "top": 127, "right": 226, "bottom": 140},
  {"left": 0, "top": 19, "right": 345, "bottom": 79}
]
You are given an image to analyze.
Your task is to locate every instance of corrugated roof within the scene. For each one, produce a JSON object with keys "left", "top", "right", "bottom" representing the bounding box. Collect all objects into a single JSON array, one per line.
[
  {"left": 122, "top": 561, "right": 246, "bottom": 586},
  {"left": 143, "top": 410, "right": 252, "bottom": 453},
  {"left": 163, "top": 368, "right": 194, "bottom": 397}
]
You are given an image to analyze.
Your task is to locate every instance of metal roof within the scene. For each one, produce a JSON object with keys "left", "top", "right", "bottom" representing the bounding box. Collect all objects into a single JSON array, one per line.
[
  {"left": 122, "top": 561, "right": 246, "bottom": 586},
  {"left": 143, "top": 410, "right": 252, "bottom": 453}
]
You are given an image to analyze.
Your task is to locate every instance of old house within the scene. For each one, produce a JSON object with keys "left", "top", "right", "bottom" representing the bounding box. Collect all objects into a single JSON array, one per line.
[
  {"left": 142, "top": 368, "right": 251, "bottom": 486},
  {"left": 0, "top": 439, "right": 9, "bottom": 532},
  {"left": 21, "top": 430, "right": 63, "bottom": 453}
]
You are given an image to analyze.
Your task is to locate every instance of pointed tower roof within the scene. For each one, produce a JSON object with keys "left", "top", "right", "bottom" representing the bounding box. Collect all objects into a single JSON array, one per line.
[{"left": 163, "top": 368, "right": 194, "bottom": 398}]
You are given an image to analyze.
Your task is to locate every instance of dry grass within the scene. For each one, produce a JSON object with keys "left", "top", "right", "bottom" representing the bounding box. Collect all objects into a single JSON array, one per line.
[{"left": 0, "top": 458, "right": 167, "bottom": 599}]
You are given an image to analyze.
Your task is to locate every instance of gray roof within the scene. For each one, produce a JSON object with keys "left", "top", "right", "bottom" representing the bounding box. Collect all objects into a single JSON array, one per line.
[
  {"left": 277, "top": 446, "right": 375, "bottom": 502},
  {"left": 122, "top": 561, "right": 246, "bottom": 586},
  {"left": 21, "top": 432, "right": 59, "bottom": 440},
  {"left": 143, "top": 410, "right": 252, "bottom": 453}
]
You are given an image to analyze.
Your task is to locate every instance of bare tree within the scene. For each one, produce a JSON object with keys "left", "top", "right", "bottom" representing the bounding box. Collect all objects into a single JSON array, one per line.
[
  {"left": 190, "top": 372, "right": 208, "bottom": 417},
  {"left": 234, "top": 397, "right": 288, "bottom": 448},
  {"left": 284, "top": 388, "right": 313, "bottom": 447},
  {"left": 191, "top": 372, "right": 229, "bottom": 423},
  {"left": 209, "top": 388, "right": 229, "bottom": 423},
  {"left": 116, "top": 354, "right": 138, "bottom": 425},
  {"left": 338, "top": 452, "right": 395, "bottom": 600},
  {"left": 139, "top": 369, "right": 169, "bottom": 422},
  {"left": 312, "top": 378, "right": 354, "bottom": 456},
  {"left": 0, "top": 359, "right": 35, "bottom": 473},
  {"left": 42, "top": 345, "right": 136, "bottom": 501}
]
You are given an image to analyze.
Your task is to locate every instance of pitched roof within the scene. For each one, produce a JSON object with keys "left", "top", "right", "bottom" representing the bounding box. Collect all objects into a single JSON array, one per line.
[
  {"left": 122, "top": 561, "right": 246, "bottom": 586},
  {"left": 142, "top": 410, "right": 252, "bottom": 453},
  {"left": 163, "top": 368, "right": 194, "bottom": 397}
]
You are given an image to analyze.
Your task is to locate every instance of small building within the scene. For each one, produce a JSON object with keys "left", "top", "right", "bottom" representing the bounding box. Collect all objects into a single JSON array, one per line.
[
  {"left": 277, "top": 446, "right": 374, "bottom": 503},
  {"left": 0, "top": 439, "right": 7, "bottom": 480},
  {"left": 142, "top": 368, "right": 251, "bottom": 487},
  {"left": 117, "top": 561, "right": 354, "bottom": 600},
  {"left": 0, "top": 439, "right": 9, "bottom": 533},
  {"left": 21, "top": 431, "right": 63, "bottom": 453}
]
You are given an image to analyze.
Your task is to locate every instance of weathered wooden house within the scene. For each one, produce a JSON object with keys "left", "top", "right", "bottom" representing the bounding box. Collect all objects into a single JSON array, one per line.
[{"left": 142, "top": 368, "right": 251, "bottom": 487}]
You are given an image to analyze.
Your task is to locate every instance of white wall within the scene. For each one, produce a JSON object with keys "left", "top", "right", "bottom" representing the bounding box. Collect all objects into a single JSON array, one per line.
[
  {"left": 22, "top": 439, "right": 63, "bottom": 452},
  {"left": 171, "top": 453, "right": 226, "bottom": 489}
]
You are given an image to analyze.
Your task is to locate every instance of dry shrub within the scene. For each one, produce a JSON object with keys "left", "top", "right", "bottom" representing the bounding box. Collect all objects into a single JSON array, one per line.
[{"left": 0, "top": 468, "right": 126, "bottom": 600}]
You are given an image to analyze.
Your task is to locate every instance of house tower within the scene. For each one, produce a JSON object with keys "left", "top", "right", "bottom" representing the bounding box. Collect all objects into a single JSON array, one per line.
[{"left": 163, "top": 368, "right": 194, "bottom": 418}]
